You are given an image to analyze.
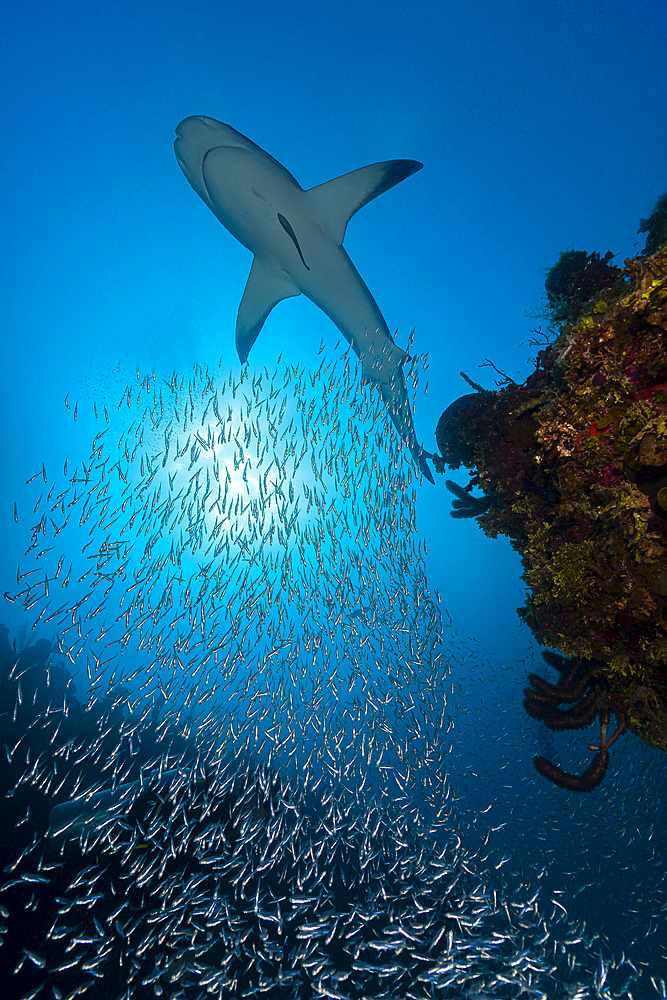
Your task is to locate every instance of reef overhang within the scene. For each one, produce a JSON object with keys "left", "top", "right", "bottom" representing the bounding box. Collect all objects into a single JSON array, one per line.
[{"left": 435, "top": 244, "right": 667, "bottom": 757}]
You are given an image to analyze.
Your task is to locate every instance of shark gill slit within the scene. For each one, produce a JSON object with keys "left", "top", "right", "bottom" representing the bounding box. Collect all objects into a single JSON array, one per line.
[{"left": 277, "top": 213, "right": 310, "bottom": 270}]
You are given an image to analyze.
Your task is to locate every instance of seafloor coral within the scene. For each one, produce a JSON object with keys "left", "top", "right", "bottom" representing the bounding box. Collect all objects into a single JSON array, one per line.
[{"left": 434, "top": 234, "right": 667, "bottom": 771}]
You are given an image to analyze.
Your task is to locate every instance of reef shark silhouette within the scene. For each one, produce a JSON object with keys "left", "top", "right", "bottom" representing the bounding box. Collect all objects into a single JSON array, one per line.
[{"left": 174, "top": 115, "right": 434, "bottom": 483}]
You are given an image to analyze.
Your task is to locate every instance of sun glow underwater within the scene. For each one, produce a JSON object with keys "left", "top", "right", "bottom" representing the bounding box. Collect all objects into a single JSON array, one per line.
[{"left": 13, "top": 340, "right": 439, "bottom": 771}]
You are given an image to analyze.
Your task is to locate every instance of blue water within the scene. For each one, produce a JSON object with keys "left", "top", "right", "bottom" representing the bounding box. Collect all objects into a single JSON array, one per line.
[{"left": 1, "top": 2, "right": 666, "bottom": 997}]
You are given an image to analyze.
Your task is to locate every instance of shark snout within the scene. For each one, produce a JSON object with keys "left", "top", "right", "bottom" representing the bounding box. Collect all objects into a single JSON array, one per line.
[
  {"left": 174, "top": 117, "right": 230, "bottom": 207},
  {"left": 175, "top": 115, "right": 224, "bottom": 140}
]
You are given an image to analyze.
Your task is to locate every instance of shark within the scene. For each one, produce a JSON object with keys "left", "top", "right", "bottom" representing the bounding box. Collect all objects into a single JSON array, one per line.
[{"left": 174, "top": 115, "right": 434, "bottom": 483}]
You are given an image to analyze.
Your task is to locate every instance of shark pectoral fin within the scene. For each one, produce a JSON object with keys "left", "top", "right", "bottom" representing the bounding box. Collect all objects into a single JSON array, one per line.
[
  {"left": 305, "top": 160, "right": 423, "bottom": 244},
  {"left": 235, "top": 257, "right": 300, "bottom": 363}
]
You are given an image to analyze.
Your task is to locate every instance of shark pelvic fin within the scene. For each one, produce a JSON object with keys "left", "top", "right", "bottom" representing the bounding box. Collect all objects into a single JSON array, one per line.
[
  {"left": 359, "top": 337, "right": 408, "bottom": 386},
  {"left": 418, "top": 449, "right": 435, "bottom": 485},
  {"left": 306, "top": 160, "right": 423, "bottom": 244},
  {"left": 235, "top": 256, "right": 300, "bottom": 363}
]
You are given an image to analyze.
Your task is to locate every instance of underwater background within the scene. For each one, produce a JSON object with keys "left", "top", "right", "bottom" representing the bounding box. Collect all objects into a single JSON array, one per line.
[{"left": 1, "top": 1, "right": 666, "bottom": 998}]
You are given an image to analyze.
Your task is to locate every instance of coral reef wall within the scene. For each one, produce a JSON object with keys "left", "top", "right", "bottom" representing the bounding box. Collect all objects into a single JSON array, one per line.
[{"left": 435, "top": 243, "right": 667, "bottom": 756}]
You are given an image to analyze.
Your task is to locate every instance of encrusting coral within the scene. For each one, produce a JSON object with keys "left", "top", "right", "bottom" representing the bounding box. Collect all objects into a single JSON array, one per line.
[{"left": 434, "top": 201, "right": 667, "bottom": 785}]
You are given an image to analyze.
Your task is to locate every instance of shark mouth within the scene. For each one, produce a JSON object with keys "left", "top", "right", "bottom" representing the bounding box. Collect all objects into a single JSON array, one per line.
[{"left": 198, "top": 145, "right": 226, "bottom": 209}]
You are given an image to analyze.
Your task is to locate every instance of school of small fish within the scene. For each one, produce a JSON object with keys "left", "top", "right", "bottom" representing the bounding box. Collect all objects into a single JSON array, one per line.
[{"left": 2, "top": 339, "right": 661, "bottom": 998}]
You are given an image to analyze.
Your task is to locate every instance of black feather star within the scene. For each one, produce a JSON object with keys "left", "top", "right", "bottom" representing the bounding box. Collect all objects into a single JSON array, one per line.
[
  {"left": 524, "top": 655, "right": 626, "bottom": 792},
  {"left": 444, "top": 480, "right": 493, "bottom": 519}
]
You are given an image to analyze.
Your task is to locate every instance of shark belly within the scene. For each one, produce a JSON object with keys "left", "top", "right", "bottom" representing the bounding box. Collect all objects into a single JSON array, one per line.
[
  {"left": 295, "top": 234, "right": 425, "bottom": 469},
  {"left": 305, "top": 260, "right": 387, "bottom": 352},
  {"left": 202, "top": 146, "right": 302, "bottom": 260},
  {"left": 293, "top": 236, "right": 393, "bottom": 375}
]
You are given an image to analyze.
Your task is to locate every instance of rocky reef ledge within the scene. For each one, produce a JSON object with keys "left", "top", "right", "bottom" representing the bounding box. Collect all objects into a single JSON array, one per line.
[{"left": 435, "top": 230, "right": 666, "bottom": 765}]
